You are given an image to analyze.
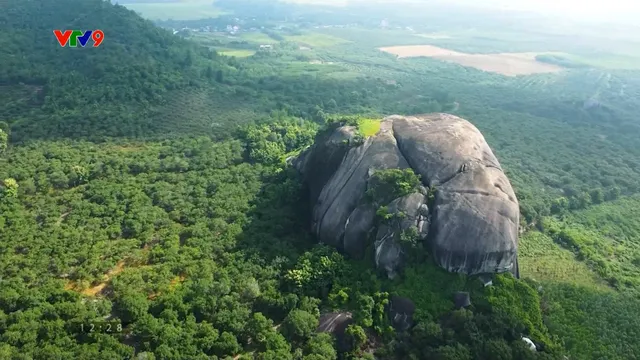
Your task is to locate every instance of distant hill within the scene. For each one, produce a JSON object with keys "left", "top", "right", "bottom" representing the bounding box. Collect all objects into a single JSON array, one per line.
[
  {"left": 0, "top": 0, "right": 238, "bottom": 141},
  {"left": 0, "top": 0, "right": 454, "bottom": 142}
]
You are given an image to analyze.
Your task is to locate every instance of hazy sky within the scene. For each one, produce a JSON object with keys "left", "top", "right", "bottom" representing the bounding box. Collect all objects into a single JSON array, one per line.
[
  {"left": 476, "top": 0, "right": 640, "bottom": 19},
  {"left": 286, "top": 0, "right": 640, "bottom": 22}
]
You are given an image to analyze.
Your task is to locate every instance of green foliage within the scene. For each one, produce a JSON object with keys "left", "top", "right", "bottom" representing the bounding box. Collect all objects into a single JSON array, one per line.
[
  {"left": 1, "top": 178, "right": 18, "bottom": 198},
  {"left": 285, "top": 245, "right": 348, "bottom": 297},
  {"left": 242, "top": 117, "right": 318, "bottom": 165},
  {"left": 590, "top": 188, "right": 605, "bottom": 204},
  {"left": 327, "top": 288, "right": 350, "bottom": 309},
  {"left": 0, "top": 129, "right": 7, "bottom": 154},
  {"left": 371, "top": 292, "right": 391, "bottom": 334},
  {"left": 542, "top": 283, "right": 640, "bottom": 360},
  {"left": 482, "top": 339, "right": 513, "bottom": 360},
  {"left": 115, "top": 290, "right": 149, "bottom": 323},
  {"left": 260, "top": 331, "right": 293, "bottom": 359},
  {"left": 375, "top": 206, "right": 407, "bottom": 225},
  {"left": 3, "top": 0, "right": 640, "bottom": 358},
  {"left": 541, "top": 195, "right": 640, "bottom": 291},
  {"left": 304, "top": 333, "right": 337, "bottom": 360},
  {"left": 535, "top": 54, "right": 590, "bottom": 69},
  {"left": 366, "top": 169, "right": 422, "bottom": 205},
  {"left": 0, "top": 134, "right": 315, "bottom": 358},
  {"left": 486, "top": 275, "right": 554, "bottom": 349},
  {"left": 0, "top": 0, "right": 223, "bottom": 140},
  {"left": 384, "top": 268, "right": 564, "bottom": 359},
  {"left": 392, "top": 262, "right": 466, "bottom": 321},
  {"left": 432, "top": 343, "right": 472, "bottom": 360},
  {"left": 282, "top": 309, "right": 319, "bottom": 342},
  {"left": 353, "top": 295, "right": 375, "bottom": 327},
  {"left": 398, "top": 227, "right": 420, "bottom": 251},
  {"left": 248, "top": 313, "right": 274, "bottom": 346},
  {"left": 345, "top": 324, "right": 367, "bottom": 351}
]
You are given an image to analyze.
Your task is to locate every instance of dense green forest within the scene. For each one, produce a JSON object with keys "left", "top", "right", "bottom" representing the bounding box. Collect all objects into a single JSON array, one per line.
[
  {"left": 0, "top": 117, "right": 566, "bottom": 359},
  {"left": 2, "top": 0, "right": 640, "bottom": 359}
]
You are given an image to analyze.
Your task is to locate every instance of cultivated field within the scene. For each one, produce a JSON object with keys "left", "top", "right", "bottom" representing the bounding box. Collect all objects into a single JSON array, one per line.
[
  {"left": 239, "top": 32, "right": 279, "bottom": 45},
  {"left": 217, "top": 49, "right": 256, "bottom": 57},
  {"left": 379, "top": 45, "right": 564, "bottom": 76},
  {"left": 283, "top": 32, "right": 351, "bottom": 47}
]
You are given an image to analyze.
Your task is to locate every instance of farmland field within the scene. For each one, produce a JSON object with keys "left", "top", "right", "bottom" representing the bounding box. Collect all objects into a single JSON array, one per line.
[
  {"left": 283, "top": 32, "right": 351, "bottom": 47},
  {"left": 217, "top": 48, "right": 256, "bottom": 57},
  {"left": 239, "top": 32, "right": 279, "bottom": 44},
  {"left": 379, "top": 45, "right": 564, "bottom": 76}
]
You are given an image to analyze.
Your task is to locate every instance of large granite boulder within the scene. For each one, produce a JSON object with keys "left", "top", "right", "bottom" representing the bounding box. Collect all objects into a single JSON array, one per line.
[{"left": 294, "top": 114, "right": 520, "bottom": 277}]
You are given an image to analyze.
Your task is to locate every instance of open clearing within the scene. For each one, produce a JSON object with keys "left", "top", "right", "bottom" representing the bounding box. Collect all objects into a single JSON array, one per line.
[
  {"left": 379, "top": 45, "right": 564, "bottom": 76},
  {"left": 519, "top": 232, "right": 610, "bottom": 291},
  {"left": 217, "top": 49, "right": 256, "bottom": 57},
  {"left": 283, "top": 33, "right": 351, "bottom": 47},
  {"left": 239, "top": 32, "right": 280, "bottom": 45}
]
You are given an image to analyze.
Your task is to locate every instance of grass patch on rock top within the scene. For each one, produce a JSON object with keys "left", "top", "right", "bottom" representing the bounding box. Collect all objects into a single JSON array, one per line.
[{"left": 357, "top": 118, "right": 382, "bottom": 137}]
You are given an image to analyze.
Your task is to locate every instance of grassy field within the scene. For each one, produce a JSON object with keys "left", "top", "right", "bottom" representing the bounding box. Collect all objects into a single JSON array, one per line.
[
  {"left": 217, "top": 48, "right": 256, "bottom": 57},
  {"left": 318, "top": 28, "right": 430, "bottom": 47},
  {"left": 239, "top": 32, "right": 280, "bottom": 45},
  {"left": 519, "top": 231, "right": 610, "bottom": 290},
  {"left": 283, "top": 32, "right": 351, "bottom": 47},
  {"left": 121, "top": 1, "right": 225, "bottom": 20},
  {"left": 542, "top": 195, "right": 640, "bottom": 290}
]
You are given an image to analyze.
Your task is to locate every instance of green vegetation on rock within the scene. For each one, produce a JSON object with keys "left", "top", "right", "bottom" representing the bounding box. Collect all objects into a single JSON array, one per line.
[
  {"left": 356, "top": 119, "right": 382, "bottom": 138},
  {"left": 366, "top": 168, "right": 422, "bottom": 205}
]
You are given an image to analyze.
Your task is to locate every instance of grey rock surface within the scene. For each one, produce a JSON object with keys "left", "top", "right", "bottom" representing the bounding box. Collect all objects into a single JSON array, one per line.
[
  {"left": 389, "top": 296, "right": 416, "bottom": 331},
  {"left": 296, "top": 114, "right": 519, "bottom": 277},
  {"left": 317, "top": 312, "right": 354, "bottom": 353},
  {"left": 299, "top": 120, "right": 409, "bottom": 250},
  {"left": 294, "top": 125, "right": 357, "bottom": 205},
  {"left": 343, "top": 203, "right": 377, "bottom": 258},
  {"left": 374, "top": 224, "right": 403, "bottom": 279},
  {"left": 374, "top": 192, "right": 429, "bottom": 278}
]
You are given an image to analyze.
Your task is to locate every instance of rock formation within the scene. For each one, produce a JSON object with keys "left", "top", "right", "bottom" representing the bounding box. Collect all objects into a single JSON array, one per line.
[{"left": 294, "top": 113, "right": 520, "bottom": 278}]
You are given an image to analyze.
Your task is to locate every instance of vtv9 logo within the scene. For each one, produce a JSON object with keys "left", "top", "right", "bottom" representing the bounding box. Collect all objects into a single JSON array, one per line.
[{"left": 53, "top": 30, "right": 105, "bottom": 47}]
